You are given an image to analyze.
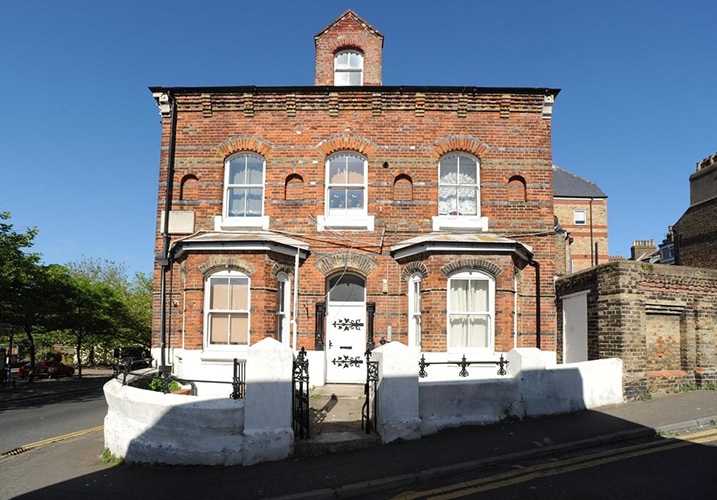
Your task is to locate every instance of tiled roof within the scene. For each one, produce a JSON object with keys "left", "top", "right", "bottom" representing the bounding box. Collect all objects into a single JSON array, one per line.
[{"left": 553, "top": 165, "right": 607, "bottom": 198}]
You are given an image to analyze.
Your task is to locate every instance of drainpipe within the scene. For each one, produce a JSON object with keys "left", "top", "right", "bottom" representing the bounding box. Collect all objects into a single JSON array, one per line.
[
  {"left": 292, "top": 247, "right": 300, "bottom": 352},
  {"left": 589, "top": 198, "right": 595, "bottom": 266},
  {"left": 158, "top": 93, "right": 178, "bottom": 375},
  {"left": 528, "top": 259, "right": 541, "bottom": 350}
]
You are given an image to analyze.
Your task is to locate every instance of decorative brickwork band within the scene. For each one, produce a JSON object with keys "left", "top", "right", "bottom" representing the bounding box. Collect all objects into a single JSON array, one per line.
[{"left": 314, "top": 251, "right": 379, "bottom": 277}]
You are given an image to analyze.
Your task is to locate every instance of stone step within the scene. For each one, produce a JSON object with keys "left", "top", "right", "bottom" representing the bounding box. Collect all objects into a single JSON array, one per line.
[{"left": 294, "top": 431, "right": 381, "bottom": 457}]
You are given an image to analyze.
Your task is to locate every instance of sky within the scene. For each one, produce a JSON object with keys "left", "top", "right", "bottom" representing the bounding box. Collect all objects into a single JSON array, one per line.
[{"left": 1, "top": 0, "right": 715, "bottom": 276}]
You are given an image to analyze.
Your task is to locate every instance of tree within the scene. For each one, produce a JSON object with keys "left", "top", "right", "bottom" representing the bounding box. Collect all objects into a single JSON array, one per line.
[{"left": 0, "top": 212, "right": 43, "bottom": 381}]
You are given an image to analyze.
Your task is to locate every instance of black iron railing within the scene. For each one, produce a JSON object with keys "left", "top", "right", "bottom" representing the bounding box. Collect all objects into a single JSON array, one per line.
[
  {"left": 292, "top": 347, "right": 310, "bottom": 439},
  {"left": 361, "top": 347, "right": 379, "bottom": 434},
  {"left": 418, "top": 353, "right": 509, "bottom": 378},
  {"left": 114, "top": 357, "right": 247, "bottom": 399}
]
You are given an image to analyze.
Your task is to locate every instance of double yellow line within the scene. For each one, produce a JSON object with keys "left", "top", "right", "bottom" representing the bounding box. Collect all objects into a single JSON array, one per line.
[
  {"left": 1, "top": 425, "right": 104, "bottom": 459},
  {"left": 392, "top": 428, "right": 717, "bottom": 500}
]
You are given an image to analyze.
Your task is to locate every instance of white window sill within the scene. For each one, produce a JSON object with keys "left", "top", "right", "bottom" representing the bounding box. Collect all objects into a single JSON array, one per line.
[
  {"left": 214, "top": 215, "right": 269, "bottom": 231},
  {"left": 432, "top": 215, "right": 488, "bottom": 232},
  {"left": 317, "top": 215, "right": 374, "bottom": 231}
]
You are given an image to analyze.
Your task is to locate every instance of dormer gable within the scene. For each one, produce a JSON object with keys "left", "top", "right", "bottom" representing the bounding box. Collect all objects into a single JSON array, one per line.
[{"left": 314, "top": 10, "right": 384, "bottom": 86}]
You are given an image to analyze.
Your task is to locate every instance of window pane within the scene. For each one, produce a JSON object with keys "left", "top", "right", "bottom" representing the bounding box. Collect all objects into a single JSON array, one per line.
[
  {"left": 348, "top": 72, "right": 362, "bottom": 85},
  {"left": 457, "top": 187, "right": 477, "bottom": 215},
  {"left": 346, "top": 155, "right": 364, "bottom": 183},
  {"left": 210, "top": 313, "right": 229, "bottom": 344},
  {"left": 246, "top": 188, "right": 263, "bottom": 216},
  {"left": 467, "top": 315, "right": 489, "bottom": 348},
  {"left": 334, "top": 72, "right": 350, "bottom": 86},
  {"left": 228, "top": 157, "right": 246, "bottom": 184},
  {"left": 328, "top": 188, "right": 346, "bottom": 210},
  {"left": 450, "top": 279, "right": 469, "bottom": 311},
  {"left": 459, "top": 157, "right": 477, "bottom": 183},
  {"left": 230, "top": 277, "right": 249, "bottom": 310},
  {"left": 229, "top": 314, "right": 249, "bottom": 344},
  {"left": 246, "top": 156, "right": 263, "bottom": 184},
  {"left": 439, "top": 156, "right": 458, "bottom": 182},
  {"left": 348, "top": 52, "right": 362, "bottom": 69},
  {"left": 439, "top": 186, "right": 457, "bottom": 215},
  {"left": 469, "top": 280, "right": 489, "bottom": 311},
  {"left": 329, "top": 158, "right": 347, "bottom": 184},
  {"left": 210, "top": 278, "right": 229, "bottom": 309},
  {"left": 335, "top": 51, "right": 349, "bottom": 67},
  {"left": 449, "top": 314, "right": 468, "bottom": 348},
  {"left": 227, "top": 188, "right": 246, "bottom": 216},
  {"left": 346, "top": 188, "right": 363, "bottom": 209}
]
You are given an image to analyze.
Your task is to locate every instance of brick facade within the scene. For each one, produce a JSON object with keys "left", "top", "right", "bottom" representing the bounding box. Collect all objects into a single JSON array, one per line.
[
  {"left": 556, "top": 260, "right": 717, "bottom": 398},
  {"left": 150, "top": 11, "right": 560, "bottom": 381}
]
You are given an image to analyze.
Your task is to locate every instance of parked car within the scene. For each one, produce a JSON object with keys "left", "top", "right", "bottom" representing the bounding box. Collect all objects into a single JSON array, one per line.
[{"left": 18, "top": 360, "right": 75, "bottom": 379}]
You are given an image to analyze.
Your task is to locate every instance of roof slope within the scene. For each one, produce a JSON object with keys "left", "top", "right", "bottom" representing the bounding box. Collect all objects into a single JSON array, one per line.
[{"left": 553, "top": 165, "right": 607, "bottom": 198}]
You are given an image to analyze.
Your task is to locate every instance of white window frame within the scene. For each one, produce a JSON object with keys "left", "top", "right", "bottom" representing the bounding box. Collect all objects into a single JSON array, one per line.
[
  {"left": 433, "top": 153, "right": 488, "bottom": 231},
  {"left": 334, "top": 49, "right": 363, "bottom": 86},
  {"left": 217, "top": 153, "right": 269, "bottom": 230},
  {"left": 446, "top": 270, "right": 495, "bottom": 353},
  {"left": 317, "top": 151, "right": 374, "bottom": 230},
  {"left": 204, "top": 270, "right": 251, "bottom": 350},
  {"left": 276, "top": 272, "right": 290, "bottom": 345},
  {"left": 574, "top": 209, "right": 587, "bottom": 225},
  {"left": 408, "top": 272, "right": 422, "bottom": 349}
]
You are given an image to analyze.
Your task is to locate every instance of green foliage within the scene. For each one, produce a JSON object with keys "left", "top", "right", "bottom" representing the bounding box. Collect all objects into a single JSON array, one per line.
[
  {"left": 674, "top": 384, "right": 697, "bottom": 393},
  {"left": 133, "top": 375, "right": 181, "bottom": 392},
  {"left": 705, "top": 382, "right": 716, "bottom": 391},
  {"left": 99, "top": 448, "right": 125, "bottom": 465}
]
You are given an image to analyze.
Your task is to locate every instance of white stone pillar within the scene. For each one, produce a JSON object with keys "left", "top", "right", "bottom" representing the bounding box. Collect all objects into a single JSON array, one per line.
[
  {"left": 242, "top": 338, "right": 294, "bottom": 465},
  {"left": 373, "top": 342, "right": 421, "bottom": 443}
]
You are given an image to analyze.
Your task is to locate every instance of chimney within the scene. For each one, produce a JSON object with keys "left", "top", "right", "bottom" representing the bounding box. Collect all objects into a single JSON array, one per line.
[{"left": 630, "top": 240, "right": 656, "bottom": 261}]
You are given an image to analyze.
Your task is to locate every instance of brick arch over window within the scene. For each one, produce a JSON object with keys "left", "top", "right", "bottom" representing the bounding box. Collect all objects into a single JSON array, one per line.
[
  {"left": 401, "top": 261, "right": 428, "bottom": 281},
  {"left": 216, "top": 136, "right": 273, "bottom": 158},
  {"left": 314, "top": 251, "right": 379, "bottom": 277},
  {"left": 508, "top": 174, "right": 527, "bottom": 202},
  {"left": 270, "top": 263, "right": 295, "bottom": 280},
  {"left": 440, "top": 259, "right": 502, "bottom": 278},
  {"left": 198, "top": 257, "right": 256, "bottom": 278},
  {"left": 179, "top": 173, "right": 199, "bottom": 201},
  {"left": 317, "top": 134, "right": 377, "bottom": 157},
  {"left": 431, "top": 135, "right": 488, "bottom": 159},
  {"left": 285, "top": 173, "right": 304, "bottom": 201}
]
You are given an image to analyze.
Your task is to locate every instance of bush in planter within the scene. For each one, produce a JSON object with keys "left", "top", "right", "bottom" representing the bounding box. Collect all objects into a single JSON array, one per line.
[{"left": 130, "top": 375, "right": 181, "bottom": 392}]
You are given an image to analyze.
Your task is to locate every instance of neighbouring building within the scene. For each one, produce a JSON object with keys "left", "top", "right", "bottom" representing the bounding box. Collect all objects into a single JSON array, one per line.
[
  {"left": 552, "top": 165, "right": 608, "bottom": 275},
  {"left": 149, "top": 10, "right": 560, "bottom": 386},
  {"left": 672, "top": 152, "right": 717, "bottom": 268}
]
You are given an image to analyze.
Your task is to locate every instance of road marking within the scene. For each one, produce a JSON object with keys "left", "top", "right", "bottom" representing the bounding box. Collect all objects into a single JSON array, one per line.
[
  {"left": 0, "top": 425, "right": 104, "bottom": 458},
  {"left": 391, "top": 428, "right": 717, "bottom": 500}
]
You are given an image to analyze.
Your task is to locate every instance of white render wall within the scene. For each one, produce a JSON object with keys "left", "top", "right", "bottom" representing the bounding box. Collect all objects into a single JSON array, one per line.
[{"left": 105, "top": 338, "right": 293, "bottom": 466}]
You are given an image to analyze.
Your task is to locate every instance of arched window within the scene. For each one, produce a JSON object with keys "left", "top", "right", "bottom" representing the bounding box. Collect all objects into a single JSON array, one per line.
[
  {"left": 447, "top": 270, "right": 494, "bottom": 352},
  {"left": 438, "top": 154, "right": 480, "bottom": 216},
  {"left": 326, "top": 152, "right": 367, "bottom": 217},
  {"left": 328, "top": 273, "right": 365, "bottom": 302},
  {"left": 334, "top": 49, "right": 363, "bottom": 86},
  {"left": 224, "top": 153, "right": 265, "bottom": 219},
  {"left": 408, "top": 272, "right": 422, "bottom": 348},
  {"left": 204, "top": 270, "right": 250, "bottom": 348}
]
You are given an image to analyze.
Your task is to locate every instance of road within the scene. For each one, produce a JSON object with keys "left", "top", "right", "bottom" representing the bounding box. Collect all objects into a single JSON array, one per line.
[
  {"left": 0, "top": 377, "right": 108, "bottom": 454},
  {"left": 382, "top": 428, "right": 717, "bottom": 499}
]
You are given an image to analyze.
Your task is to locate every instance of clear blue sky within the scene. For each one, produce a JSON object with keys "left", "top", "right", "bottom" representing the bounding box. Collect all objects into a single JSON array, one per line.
[{"left": 2, "top": 0, "right": 715, "bottom": 276}]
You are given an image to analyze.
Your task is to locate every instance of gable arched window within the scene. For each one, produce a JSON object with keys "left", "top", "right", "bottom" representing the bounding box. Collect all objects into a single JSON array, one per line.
[
  {"left": 204, "top": 270, "right": 250, "bottom": 348},
  {"left": 334, "top": 49, "right": 363, "bottom": 86},
  {"left": 447, "top": 270, "right": 494, "bottom": 352}
]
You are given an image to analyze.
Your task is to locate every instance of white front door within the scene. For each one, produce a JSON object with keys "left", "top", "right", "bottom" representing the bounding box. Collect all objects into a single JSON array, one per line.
[
  {"left": 326, "top": 302, "right": 366, "bottom": 383},
  {"left": 325, "top": 274, "right": 366, "bottom": 383}
]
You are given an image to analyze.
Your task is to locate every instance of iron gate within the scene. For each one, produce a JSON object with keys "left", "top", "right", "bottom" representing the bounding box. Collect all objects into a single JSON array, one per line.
[
  {"left": 361, "top": 347, "right": 379, "bottom": 434},
  {"left": 292, "top": 347, "right": 310, "bottom": 439}
]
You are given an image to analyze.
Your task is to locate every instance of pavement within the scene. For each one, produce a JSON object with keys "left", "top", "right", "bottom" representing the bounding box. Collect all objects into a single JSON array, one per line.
[{"left": 1, "top": 370, "right": 716, "bottom": 500}]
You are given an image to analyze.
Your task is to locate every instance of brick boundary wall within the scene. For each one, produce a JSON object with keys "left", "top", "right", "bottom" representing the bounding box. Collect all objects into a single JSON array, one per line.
[{"left": 556, "top": 260, "right": 717, "bottom": 399}]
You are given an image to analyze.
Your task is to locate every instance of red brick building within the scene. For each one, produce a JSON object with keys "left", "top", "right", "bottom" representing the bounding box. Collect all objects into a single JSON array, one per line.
[{"left": 150, "top": 10, "right": 559, "bottom": 384}]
